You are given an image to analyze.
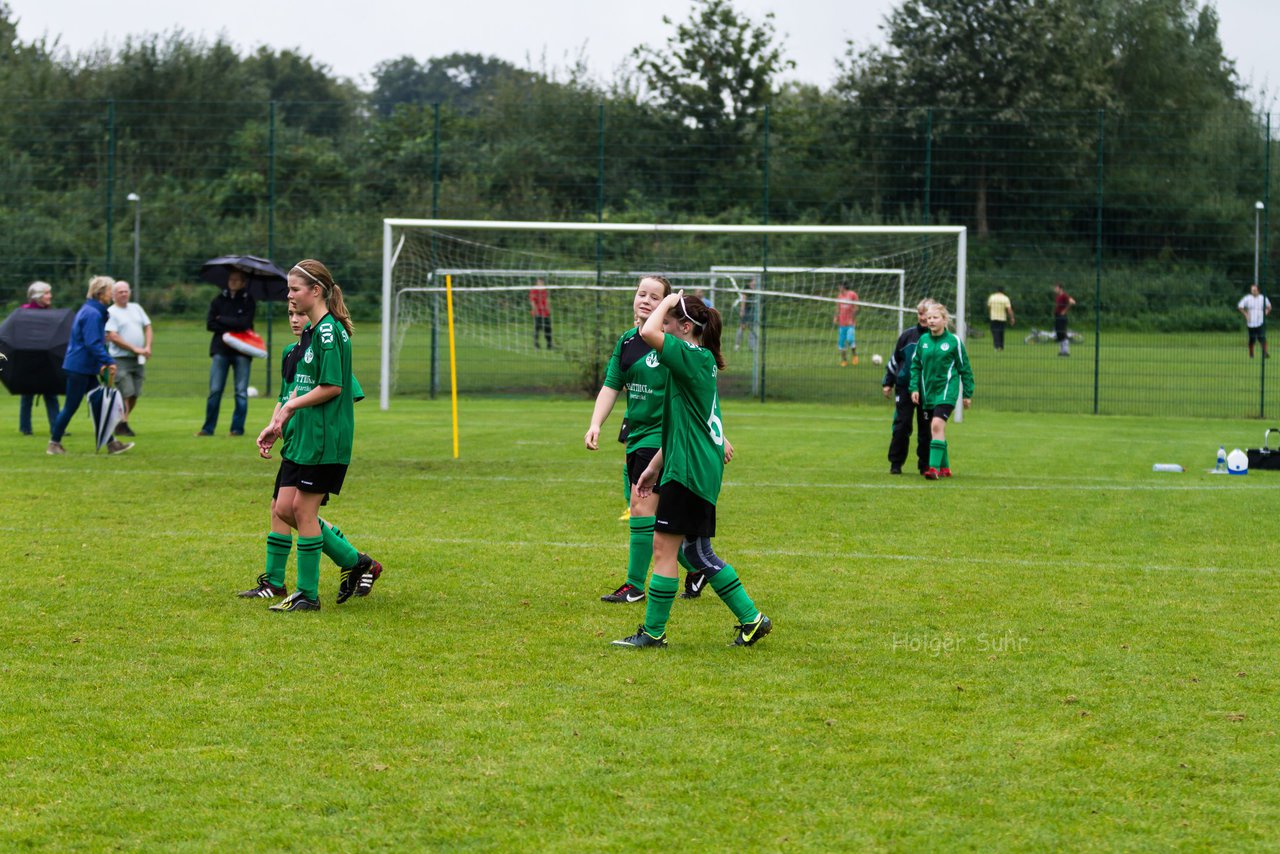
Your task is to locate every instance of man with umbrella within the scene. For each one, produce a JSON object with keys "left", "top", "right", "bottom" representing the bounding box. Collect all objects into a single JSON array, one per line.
[{"left": 197, "top": 256, "right": 286, "bottom": 437}]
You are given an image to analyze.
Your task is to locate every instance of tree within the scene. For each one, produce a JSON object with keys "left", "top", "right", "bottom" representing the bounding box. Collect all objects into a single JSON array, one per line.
[{"left": 370, "top": 53, "right": 533, "bottom": 116}]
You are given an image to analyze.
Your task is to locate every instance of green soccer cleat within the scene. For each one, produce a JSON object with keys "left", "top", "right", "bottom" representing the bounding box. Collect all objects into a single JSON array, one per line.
[
  {"left": 611, "top": 625, "right": 667, "bottom": 649},
  {"left": 732, "top": 614, "right": 773, "bottom": 647},
  {"left": 269, "top": 591, "right": 320, "bottom": 612}
]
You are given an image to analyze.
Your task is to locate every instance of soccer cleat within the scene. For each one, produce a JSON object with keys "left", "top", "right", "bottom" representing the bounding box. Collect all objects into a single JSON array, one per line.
[
  {"left": 940, "top": 467, "right": 952, "bottom": 478},
  {"left": 46, "top": 441, "right": 66, "bottom": 455},
  {"left": 889, "top": 465, "right": 903, "bottom": 475},
  {"left": 238, "top": 573, "right": 287, "bottom": 599},
  {"left": 354, "top": 555, "right": 383, "bottom": 598},
  {"left": 195, "top": 431, "right": 214, "bottom": 437},
  {"left": 611, "top": 625, "right": 667, "bottom": 648},
  {"left": 681, "top": 571, "right": 707, "bottom": 599},
  {"left": 601, "top": 583, "right": 645, "bottom": 604},
  {"left": 107, "top": 439, "right": 134, "bottom": 455},
  {"left": 338, "top": 553, "right": 382, "bottom": 603},
  {"left": 115, "top": 423, "right": 136, "bottom": 437},
  {"left": 923, "top": 468, "right": 941, "bottom": 480},
  {"left": 269, "top": 591, "right": 320, "bottom": 612},
  {"left": 851, "top": 355, "right": 859, "bottom": 365},
  {"left": 732, "top": 614, "right": 773, "bottom": 646},
  {"left": 840, "top": 360, "right": 848, "bottom": 367}
]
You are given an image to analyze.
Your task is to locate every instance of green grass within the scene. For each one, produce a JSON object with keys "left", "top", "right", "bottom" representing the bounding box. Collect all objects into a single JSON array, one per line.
[{"left": 1, "top": 395, "right": 1276, "bottom": 850}]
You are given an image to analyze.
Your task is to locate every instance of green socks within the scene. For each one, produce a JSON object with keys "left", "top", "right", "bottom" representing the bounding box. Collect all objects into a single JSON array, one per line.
[
  {"left": 319, "top": 516, "right": 359, "bottom": 570},
  {"left": 627, "top": 516, "right": 656, "bottom": 589},
  {"left": 265, "top": 532, "right": 292, "bottom": 588},
  {"left": 942, "top": 442, "right": 950, "bottom": 469},
  {"left": 642, "top": 574, "right": 679, "bottom": 638},
  {"left": 930, "top": 439, "right": 947, "bottom": 470},
  {"left": 709, "top": 564, "right": 760, "bottom": 625},
  {"left": 296, "top": 535, "right": 323, "bottom": 601}
]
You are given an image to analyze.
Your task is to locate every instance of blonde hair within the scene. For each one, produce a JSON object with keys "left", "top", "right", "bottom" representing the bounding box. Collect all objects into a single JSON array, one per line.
[
  {"left": 291, "top": 259, "right": 353, "bottom": 335},
  {"left": 926, "top": 301, "right": 955, "bottom": 329},
  {"left": 916, "top": 298, "right": 936, "bottom": 312},
  {"left": 27, "top": 281, "right": 51, "bottom": 301},
  {"left": 86, "top": 275, "right": 114, "bottom": 301}
]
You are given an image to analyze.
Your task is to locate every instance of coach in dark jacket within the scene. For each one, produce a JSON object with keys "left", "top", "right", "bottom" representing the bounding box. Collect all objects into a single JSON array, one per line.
[
  {"left": 199, "top": 271, "right": 256, "bottom": 436},
  {"left": 880, "top": 299, "right": 933, "bottom": 475}
]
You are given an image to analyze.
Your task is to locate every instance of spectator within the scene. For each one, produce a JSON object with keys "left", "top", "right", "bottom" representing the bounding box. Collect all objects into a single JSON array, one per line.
[
  {"left": 199, "top": 270, "right": 256, "bottom": 436},
  {"left": 1053, "top": 283, "right": 1076, "bottom": 357},
  {"left": 17, "top": 281, "right": 60, "bottom": 436},
  {"left": 530, "top": 279, "right": 553, "bottom": 349},
  {"left": 986, "top": 287, "right": 1015, "bottom": 351},
  {"left": 882, "top": 299, "right": 934, "bottom": 475},
  {"left": 834, "top": 283, "right": 859, "bottom": 366},
  {"left": 735, "top": 278, "right": 758, "bottom": 351},
  {"left": 104, "top": 280, "right": 152, "bottom": 437},
  {"left": 1237, "top": 283, "right": 1271, "bottom": 358},
  {"left": 47, "top": 275, "right": 133, "bottom": 456}
]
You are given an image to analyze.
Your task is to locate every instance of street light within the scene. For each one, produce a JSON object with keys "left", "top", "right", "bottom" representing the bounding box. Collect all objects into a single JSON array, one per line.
[
  {"left": 126, "top": 193, "right": 141, "bottom": 298},
  {"left": 1255, "top": 200, "right": 1265, "bottom": 289}
]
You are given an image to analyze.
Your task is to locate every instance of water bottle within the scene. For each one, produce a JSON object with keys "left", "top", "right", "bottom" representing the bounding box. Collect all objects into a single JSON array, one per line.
[
  {"left": 1152, "top": 463, "right": 1184, "bottom": 473},
  {"left": 1215, "top": 445, "right": 1227, "bottom": 473}
]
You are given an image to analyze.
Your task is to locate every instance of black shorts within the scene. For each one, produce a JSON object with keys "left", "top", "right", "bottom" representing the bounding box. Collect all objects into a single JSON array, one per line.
[
  {"left": 654, "top": 480, "right": 716, "bottom": 538},
  {"left": 1248, "top": 326, "right": 1267, "bottom": 344},
  {"left": 927, "top": 404, "right": 955, "bottom": 422},
  {"left": 626, "top": 447, "right": 662, "bottom": 492},
  {"left": 1054, "top": 316, "right": 1069, "bottom": 341},
  {"left": 275, "top": 458, "right": 347, "bottom": 498}
]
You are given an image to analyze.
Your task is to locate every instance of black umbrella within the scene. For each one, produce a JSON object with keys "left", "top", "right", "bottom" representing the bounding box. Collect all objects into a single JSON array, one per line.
[
  {"left": 199, "top": 254, "right": 290, "bottom": 302},
  {"left": 0, "top": 307, "right": 74, "bottom": 396}
]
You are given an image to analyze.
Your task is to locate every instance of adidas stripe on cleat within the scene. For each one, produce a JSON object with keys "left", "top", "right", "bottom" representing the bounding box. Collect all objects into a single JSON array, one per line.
[
  {"left": 269, "top": 591, "right": 320, "bottom": 612},
  {"left": 611, "top": 625, "right": 667, "bottom": 648},
  {"left": 338, "top": 553, "right": 381, "bottom": 604},
  {"left": 732, "top": 614, "right": 773, "bottom": 646},
  {"left": 354, "top": 555, "right": 382, "bottom": 597},
  {"left": 601, "top": 583, "right": 645, "bottom": 603},
  {"left": 238, "top": 573, "right": 287, "bottom": 599}
]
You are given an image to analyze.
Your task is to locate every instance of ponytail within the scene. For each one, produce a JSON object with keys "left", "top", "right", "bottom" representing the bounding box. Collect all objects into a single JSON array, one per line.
[{"left": 676, "top": 294, "right": 725, "bottom": 369}]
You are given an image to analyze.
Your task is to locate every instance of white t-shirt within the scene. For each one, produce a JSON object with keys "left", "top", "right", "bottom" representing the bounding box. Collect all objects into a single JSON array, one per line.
[
  {"left": 1238, "top": 293, "right": 1271, "bottom": 328},
  {"left": 106, "top": 302, "right": 152, "bottom": 358}
]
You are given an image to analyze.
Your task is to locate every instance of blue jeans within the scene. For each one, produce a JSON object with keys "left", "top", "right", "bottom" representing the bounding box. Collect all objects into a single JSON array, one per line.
[
  {"left": 51, "top": 372, "right": 98, "bottom": 443},
  {"left": 202, "top": 352, "right": 251, "bottom": 434},
  {"left": 20, "top": 393, "right": 60, "bottom": 435}
]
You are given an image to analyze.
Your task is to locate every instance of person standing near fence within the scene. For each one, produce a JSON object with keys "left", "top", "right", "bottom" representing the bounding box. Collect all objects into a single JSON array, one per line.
[
  {"left": 834, "top": 283, "right": 859, "bottom": 366},
  {"left": 1237, "top": 283, "right": 1271, "bottom": 358},
  {"left": 199, "top": 271, "right": 255, "bottom": 437},
  {"left": 530, "top": 279, "right": 553, "bottom": 349},
  {"left": 1053, "top": 283, "right": 1075, "bottom": 357},
  {"left": 17, "top": 281, "right": 60, "bottom": 436},
  {"left": 986, "top": 287, "right": 1015, "bottom": 351},
  {"left": 104, "top": 281, "right": 151, "bottom": 437}
]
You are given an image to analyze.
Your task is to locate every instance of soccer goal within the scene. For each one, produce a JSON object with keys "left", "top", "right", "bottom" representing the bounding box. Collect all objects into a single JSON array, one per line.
[{"left": 381, "top": 219, "right": 967, "bottom": 412}]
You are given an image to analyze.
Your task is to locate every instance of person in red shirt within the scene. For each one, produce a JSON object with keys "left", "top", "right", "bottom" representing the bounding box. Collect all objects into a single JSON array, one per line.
[
  {"left": 1053, "top": 283, "right": 1076, "bottom": 357},
  {"left": 529, "top": 279, "right": 553, "bottom": 349},
  {"left": 834, "top": 284, "right": 859, "bottom": 366}
]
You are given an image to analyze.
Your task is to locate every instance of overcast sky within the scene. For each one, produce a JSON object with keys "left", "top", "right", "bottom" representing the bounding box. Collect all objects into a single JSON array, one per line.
[{"left": 11, "top": 0, "right": 1279, "bottom": 102}]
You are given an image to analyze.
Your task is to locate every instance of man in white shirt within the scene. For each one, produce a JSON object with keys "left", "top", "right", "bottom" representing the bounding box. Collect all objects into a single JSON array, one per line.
[
  {"left": 105, "top": 281, "right": 153, "bottom": 436},
  {"left": 1237, "top": 283, "right": 1271, "bottom": 359}
]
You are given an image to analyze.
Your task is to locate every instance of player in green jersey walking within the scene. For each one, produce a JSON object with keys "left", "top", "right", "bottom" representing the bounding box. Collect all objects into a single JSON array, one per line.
[
  {"left": 585, "top": 276, "right": 729, "bottom": 604},
  {"left": 254, "top": 259, "right": 380, "bottom": 612},
  {"left": 909, "top": 302, "right": 975, "bottom": 480},
  {"left": 239, "top": 306, "right": 381, "bottom": 605},
  {"left": 612, "top": 291, "right": 770, "bottom": 649}
]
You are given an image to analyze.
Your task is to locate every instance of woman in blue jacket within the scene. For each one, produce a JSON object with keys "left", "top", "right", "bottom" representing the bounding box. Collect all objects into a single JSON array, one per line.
[{"left": 47, "top": 276, "right": 134, "bottom": 455}]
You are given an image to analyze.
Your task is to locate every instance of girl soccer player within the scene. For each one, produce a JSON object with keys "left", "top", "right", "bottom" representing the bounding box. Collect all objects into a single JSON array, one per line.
[
  {"left": 909, "top": 302, "right": 975, "bottom": 480},
  {"left": 612, "top": 291, "right": 770, "bottom": 648},
  {"left": 585, "top": 277, "right": 729, "bottom": 603},
  {"left": 254, "top": 260, "right": 379, "bottom": 611}
]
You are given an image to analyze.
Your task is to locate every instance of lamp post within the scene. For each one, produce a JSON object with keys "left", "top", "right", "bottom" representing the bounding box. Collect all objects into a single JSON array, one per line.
[
  {"left": 126, "top": 192, "right": 140, "bottom": 297},
  {"left": 1255, "top": 200, "right": 1265, "bottom": 288}
]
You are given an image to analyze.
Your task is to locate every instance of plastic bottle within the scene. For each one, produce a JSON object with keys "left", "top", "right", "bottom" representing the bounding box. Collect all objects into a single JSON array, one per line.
[
  {"left": 1215, "top": 445, "right": 1227, "bottom": 473},
  {"left": 1152, "top": 464, "right": 1184, "bottom": 473}
]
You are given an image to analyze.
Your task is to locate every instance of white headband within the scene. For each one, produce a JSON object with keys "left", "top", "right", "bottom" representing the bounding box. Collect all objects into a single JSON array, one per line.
[{"left": 291, "top": 264, "right": 323, "bottom": 287}]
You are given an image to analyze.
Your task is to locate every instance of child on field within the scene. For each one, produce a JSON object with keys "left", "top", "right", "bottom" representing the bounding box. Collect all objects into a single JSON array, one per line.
[
  {"left": 909, "top": 302, "right": 974, "bottom": 480},
  {"left": 612, "top": 291, "right": 769, "bottom": 649}
]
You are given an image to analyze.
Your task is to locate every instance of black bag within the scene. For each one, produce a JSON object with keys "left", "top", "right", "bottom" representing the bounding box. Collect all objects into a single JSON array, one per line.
[{"left": 1246, "top": 428, "right": 1280, "bottom": 470}]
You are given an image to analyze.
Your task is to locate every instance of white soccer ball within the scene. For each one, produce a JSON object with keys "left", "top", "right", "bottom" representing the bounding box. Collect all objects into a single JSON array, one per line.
[
  {"left": 1227, "top": 448, "right": 1248, "bottom": 475},
  {"left": 871, "top": 354, "right": 884, "bottom": 366},
  {"left": 247, "top": 386, "right": 260, "bottom": 399}
]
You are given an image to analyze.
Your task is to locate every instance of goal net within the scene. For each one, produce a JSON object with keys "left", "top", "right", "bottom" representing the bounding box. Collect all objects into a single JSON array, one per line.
[{"left": 381, "top": 220, "right": 966, "bottom": 408}]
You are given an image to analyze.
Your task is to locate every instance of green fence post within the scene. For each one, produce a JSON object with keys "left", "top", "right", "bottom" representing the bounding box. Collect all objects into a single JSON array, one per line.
[
  {"left": 266, "top": 100, "right": 277, "bottom": 396},
  {"left": 105, "top": 100, "right": 116, "bottom": 274},
  {"left": 1260, "top": 112, "right": 1271, "bottom": 419},
  {"left": 430, "top": 102, "right": 442, "bottom": 400},
  {"left": 1093, "top": 109, "right": 1105, "bottom": 415},
  {"left": 923, "top": 109, "right": 933, "bottom": 225},
  {"left": 592, "top": 102, "right": 606, "bottom": 392},
  {"left": 758, "top": 103, "right": 770, "bottom": 403}
]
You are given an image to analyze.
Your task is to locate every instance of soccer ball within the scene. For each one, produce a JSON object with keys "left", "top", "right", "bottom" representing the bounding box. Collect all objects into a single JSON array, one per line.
[
  {"left": 247, "top": 386, "right": 260, "bottom": 399},
  {"left": 871, "top": 354, "right": 884, "bottom": 366}
]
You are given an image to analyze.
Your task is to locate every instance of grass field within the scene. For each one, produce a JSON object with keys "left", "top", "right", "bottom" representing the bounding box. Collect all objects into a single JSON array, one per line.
[{"left": 1, "top": 394, "right": 1276, "bottom": 850}]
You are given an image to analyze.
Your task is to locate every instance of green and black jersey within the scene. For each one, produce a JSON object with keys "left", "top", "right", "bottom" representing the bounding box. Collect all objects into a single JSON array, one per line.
[
  {"left": 285, "top": 313, "right": 355, "bottom": 466},
  {"left": 657, "top": 333, "right": 725, "bottom": 505},
  {"left": 279, "top": 331, "right": 364, "bottom": 459},
  {"left": 909, "top": 329, "right": 975, "bottom": 407},
  {"left": 603, "top": 326, "right": 667, "bottom": 452}
]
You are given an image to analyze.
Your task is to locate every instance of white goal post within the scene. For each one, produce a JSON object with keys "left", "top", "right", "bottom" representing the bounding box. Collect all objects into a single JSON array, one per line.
[{"left": 381, "top": 219, "right": 967, "bottom": 414}]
